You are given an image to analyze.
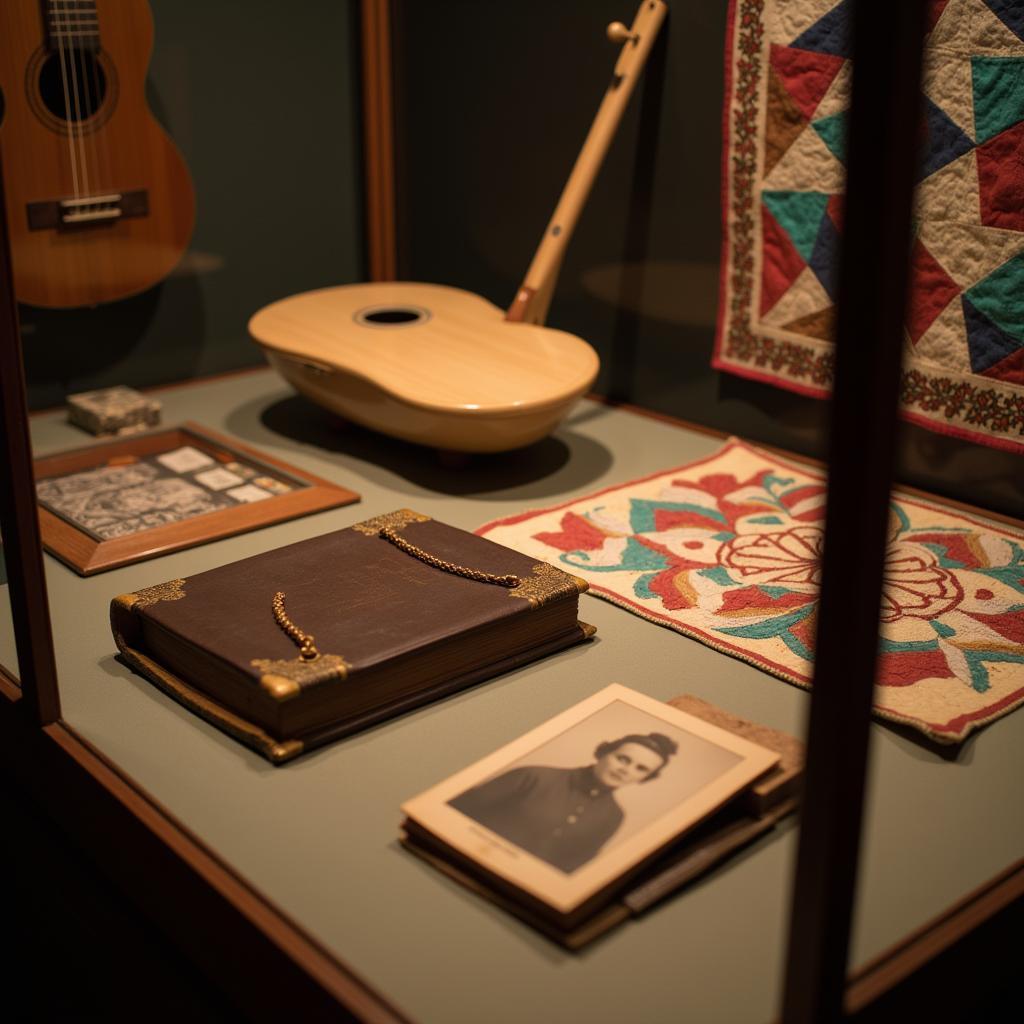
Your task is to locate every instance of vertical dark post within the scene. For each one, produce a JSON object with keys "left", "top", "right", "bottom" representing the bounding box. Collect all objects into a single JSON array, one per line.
[
  {"left": 0, "top": 149, "right": 61, "bottom": 724},
  {"left": 780, "top": 2, "right": 927, "bottom": 1022},
  {"left": 360, "top": 0, "right": 398, "bottom": 282}
]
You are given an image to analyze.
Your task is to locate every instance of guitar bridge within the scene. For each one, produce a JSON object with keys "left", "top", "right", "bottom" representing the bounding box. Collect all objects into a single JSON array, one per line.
[
  {"left": 60, "top": 194, "right": 123, "bottom": 224},
  {"left": 27, "top": 190, "right": 149, "bottom": 230}
]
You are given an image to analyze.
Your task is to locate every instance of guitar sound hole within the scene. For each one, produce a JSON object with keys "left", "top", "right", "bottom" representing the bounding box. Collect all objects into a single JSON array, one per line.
[
  {"left": 355, "top": 306, "right": 431, "bottom": 327},
  {"left": 38, "top": 50, "right": 107, "bottom": 123},
  {"left": 363, "top": 309, "right": 421, "bottom": 324}
]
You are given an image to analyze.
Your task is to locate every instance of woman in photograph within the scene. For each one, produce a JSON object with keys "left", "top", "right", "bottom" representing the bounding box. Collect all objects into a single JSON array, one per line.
[{"left": 449, "top": 732, "right": 678, "bottom": 873}]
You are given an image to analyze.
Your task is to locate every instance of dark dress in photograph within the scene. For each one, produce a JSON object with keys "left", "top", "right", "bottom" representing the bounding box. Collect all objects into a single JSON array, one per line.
[{"left": 449, "top": 764, "right": 623, "bottom": 873}]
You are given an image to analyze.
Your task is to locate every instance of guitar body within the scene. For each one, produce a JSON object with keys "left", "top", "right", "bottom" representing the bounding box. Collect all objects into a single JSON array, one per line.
[
  {"left": 0, "top": 0, "right": 194, "bottom": 308},
  {"left": 248, "top": 283, "right": 600, "bottom": 452}
]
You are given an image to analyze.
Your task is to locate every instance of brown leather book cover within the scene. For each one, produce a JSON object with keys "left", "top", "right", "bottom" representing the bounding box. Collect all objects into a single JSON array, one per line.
[{"left": 111, "top": 510, "right": 594, "bottom": 763}]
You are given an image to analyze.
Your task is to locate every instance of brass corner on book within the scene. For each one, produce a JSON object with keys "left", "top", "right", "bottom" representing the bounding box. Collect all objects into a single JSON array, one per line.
[
  {"left": 509, "top": 563, "right": 589, "bottom": 608},
  {"left": 258, "top": 673, "right": 302, "bottom": 700},
  {"left": 268, "top": 739, "right": 306, "bottom": 763},
  {"left": 352, "top": 508, "right": 431, "bottom": 536},
  {"left": 251, "top": 653, "right": 350, "bottom": 701},
  {"left": 579, "top": 621, "right": 598, "bottom": 639},
  {"left": 116, "top": 578, "right": 188, "bottom": 610}
]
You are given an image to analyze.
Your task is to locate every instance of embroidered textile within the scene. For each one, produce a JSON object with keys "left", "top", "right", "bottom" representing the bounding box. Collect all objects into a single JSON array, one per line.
[{"left": 478, "top": 440, "right": 1024, "bottom": 743}]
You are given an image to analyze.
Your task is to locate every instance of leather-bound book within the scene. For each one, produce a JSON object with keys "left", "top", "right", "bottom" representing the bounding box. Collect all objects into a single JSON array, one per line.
[{"left": 111, "top": 509, "right": 595, "bottom": 763}]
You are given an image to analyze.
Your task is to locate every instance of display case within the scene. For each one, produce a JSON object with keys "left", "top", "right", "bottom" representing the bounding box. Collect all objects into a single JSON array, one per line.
[{"left": 1, "top": 2, "right": 1021, "bottom": 1021}]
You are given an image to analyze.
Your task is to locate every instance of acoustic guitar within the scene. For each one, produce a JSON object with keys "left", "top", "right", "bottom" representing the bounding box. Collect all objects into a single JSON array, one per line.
[
  {"left": 250, "top": 0, "right": 667, "bottom": 453},
  {"left": 0, "top": 0, "right": 195, "bottom": 308}
]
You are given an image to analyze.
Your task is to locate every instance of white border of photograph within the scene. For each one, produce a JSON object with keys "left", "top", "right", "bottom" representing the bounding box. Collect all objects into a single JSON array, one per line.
[{"left": 402, "top": 684, "right": 779, "bottom": 913}]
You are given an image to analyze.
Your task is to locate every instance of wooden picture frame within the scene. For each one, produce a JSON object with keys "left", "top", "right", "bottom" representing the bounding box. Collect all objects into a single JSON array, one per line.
[
  {"left": 403, "top": 684, "right": 779, "bottom": 916},
  {"left": 33, "top": 422, "right": 359, "bottom": 576}
]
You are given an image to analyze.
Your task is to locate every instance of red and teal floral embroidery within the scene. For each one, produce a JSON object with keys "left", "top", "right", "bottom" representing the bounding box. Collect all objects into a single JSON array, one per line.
[{"left": 534, "top": 464, "right": 1024, "bottom": 694}]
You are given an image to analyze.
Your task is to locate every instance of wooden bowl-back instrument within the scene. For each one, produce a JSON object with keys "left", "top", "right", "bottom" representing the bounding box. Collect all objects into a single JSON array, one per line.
[
  {"left": 250, "top": 1, "right": 667, "bottom": 452},
  {"left": 0, "top": 0, "right": 195, "bottom": 308}
]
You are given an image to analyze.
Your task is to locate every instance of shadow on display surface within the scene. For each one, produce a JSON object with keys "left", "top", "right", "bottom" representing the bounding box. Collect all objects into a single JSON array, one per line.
[{"left": 246, "top": 393, "right": 616, "bottom": 499}]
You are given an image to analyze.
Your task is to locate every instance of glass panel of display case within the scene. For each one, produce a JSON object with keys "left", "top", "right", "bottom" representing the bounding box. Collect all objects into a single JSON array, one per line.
[
  {"left": 0, "top": 526, "right": 18, "bottom": 683},
  {"left": 0, "top": 1, "right": 1020, "bottom": 1020}
]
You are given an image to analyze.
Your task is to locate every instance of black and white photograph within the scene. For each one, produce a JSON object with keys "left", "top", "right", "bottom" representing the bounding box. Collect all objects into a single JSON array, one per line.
[{"left": 402, "top": 685, "right": 779, "bottom": 913}]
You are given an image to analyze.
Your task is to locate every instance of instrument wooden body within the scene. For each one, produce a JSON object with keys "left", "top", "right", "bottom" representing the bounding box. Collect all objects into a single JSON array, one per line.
[
  {"left": 249, "top": 282, "right": 600, "bottom": 453},
  {"left": 250, "top": 0, "right": 666, "bottom": 452},
  {"left": 0, "top": 0, "right": 195, "bottom": 308}
]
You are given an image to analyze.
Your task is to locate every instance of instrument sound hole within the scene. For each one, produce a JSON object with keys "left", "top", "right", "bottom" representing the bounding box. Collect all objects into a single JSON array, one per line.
[
  {"left": 355, "top": 305, "right": 431, "bottom": 327},
  {"left": 38, "top": 50, "right": 107, "bottom": 122}
]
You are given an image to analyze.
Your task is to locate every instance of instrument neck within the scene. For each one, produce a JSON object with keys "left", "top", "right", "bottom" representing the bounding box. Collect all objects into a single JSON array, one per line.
[
  {"left": 505, "top": 0, "right": 667, "bottom": 326},
  {"left": 44, "top": 0, "right": 101, "bottom": 53}
]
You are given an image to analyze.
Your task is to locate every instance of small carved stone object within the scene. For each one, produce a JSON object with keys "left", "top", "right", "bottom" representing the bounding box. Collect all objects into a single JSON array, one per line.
[{"left": 67, "top": 385, "right": 161, "bottom": 436}]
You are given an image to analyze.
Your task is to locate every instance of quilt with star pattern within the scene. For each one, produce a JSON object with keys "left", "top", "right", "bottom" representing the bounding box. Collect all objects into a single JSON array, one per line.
[{"left": 713, "top": 0, "right": 1024, "bottom": 453}]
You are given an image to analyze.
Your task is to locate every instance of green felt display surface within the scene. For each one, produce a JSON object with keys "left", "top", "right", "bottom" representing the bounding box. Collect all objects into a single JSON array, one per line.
[{"left": 7, "top": 369, "right": 1023, "bottom": 1024}]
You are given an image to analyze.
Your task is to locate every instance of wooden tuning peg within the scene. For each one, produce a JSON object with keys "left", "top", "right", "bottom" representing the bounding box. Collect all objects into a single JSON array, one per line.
[{"left": 606, "top": 21, "right": 637, "bottom": 44}]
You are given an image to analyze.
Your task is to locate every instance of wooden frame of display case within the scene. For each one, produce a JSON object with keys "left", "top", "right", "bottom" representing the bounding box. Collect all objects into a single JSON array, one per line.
[
  {"left": 1, "top": 2, "right": 1022, "bottom": 1021},
  {"left": 0, "top": 152, "right": 60, "bottom": 729}
]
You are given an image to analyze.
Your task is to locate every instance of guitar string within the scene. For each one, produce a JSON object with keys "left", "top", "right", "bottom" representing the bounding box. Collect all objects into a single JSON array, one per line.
[
  {"left": 90, "top": 1, "right": 110, "bottom": 194},
  {"left": 63, "top": 2, "right": 91, "bottom": 198},
  {"left": 78, "top": 2, "right": 104, "bottom": 195},
  {"left": 59, "top": 1, "right": 90, "bottom": 198},
  {"left": 78, "top": 5, "right": 95, "bottom": 197},
  {"left": 72, "top": 28, "right": 95, "bottom": 196},
  {"left": 54, "top": 2, "right": 81, "bottom": 200}
]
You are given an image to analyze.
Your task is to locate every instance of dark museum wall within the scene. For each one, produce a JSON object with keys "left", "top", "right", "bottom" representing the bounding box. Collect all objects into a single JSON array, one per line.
[
  {"left": 392, "top": 0, "right": 1022, "bottom": 518},
  {"left": 20, "top": 0, "right": 365, "bottom": 410},
  {"left": 14, "top": 0, "right": 1021, "bottom": 517}
]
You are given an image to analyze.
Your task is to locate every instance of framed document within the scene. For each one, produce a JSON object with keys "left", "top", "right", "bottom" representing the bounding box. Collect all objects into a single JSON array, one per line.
[{"left": 34, "top": 422, "right": 359, "bottom": 575}]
